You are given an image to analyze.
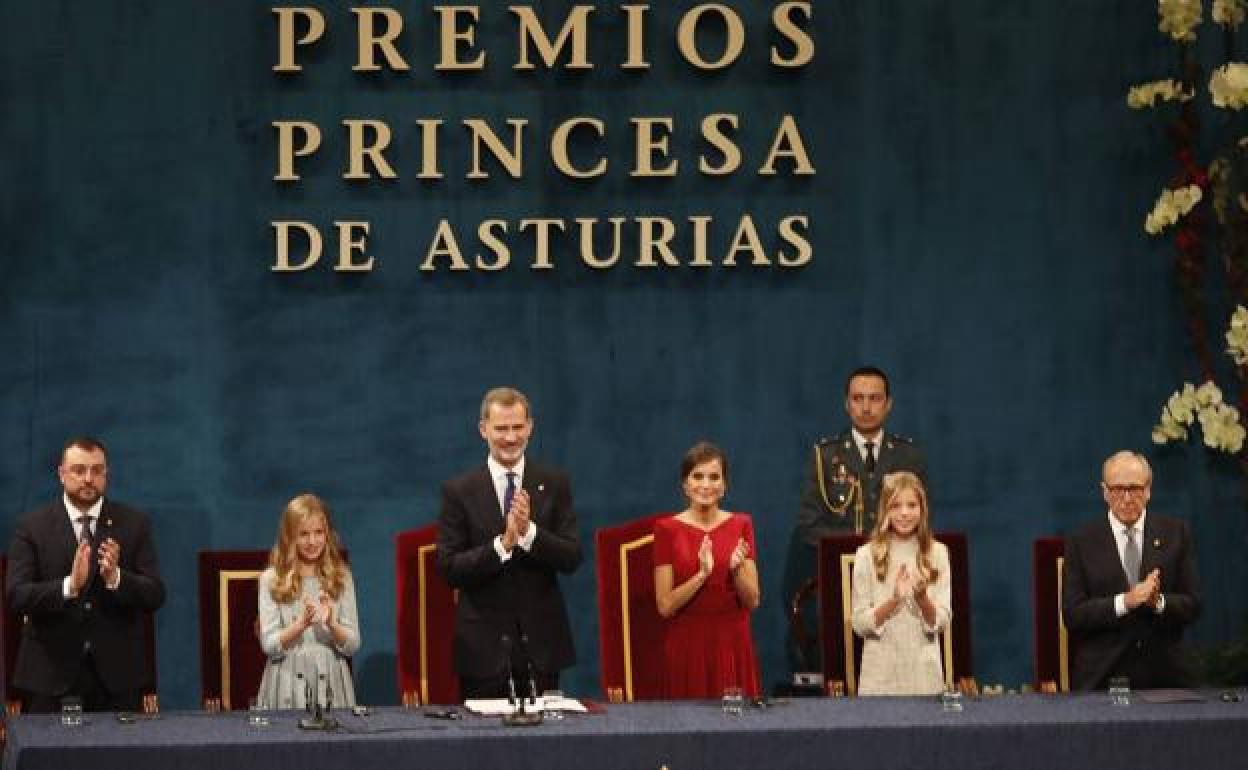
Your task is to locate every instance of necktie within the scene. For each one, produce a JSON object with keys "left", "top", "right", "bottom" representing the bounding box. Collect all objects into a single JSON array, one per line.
[
  {"left": 864, "top": 441, "right": 877, "bottom": 475},
  {"left": 77, "top": 515, "right": 94, "bottom": 546},
  {"left": 503, "top": 472, "right": 517, "bottom": 516},
  {"left": 1122, "top": 527, "right": 1141, "bottom": 584}
]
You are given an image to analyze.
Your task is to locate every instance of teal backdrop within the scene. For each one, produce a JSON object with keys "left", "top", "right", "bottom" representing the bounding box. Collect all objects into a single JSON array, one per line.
[{"left": 3, "top": 1, "right": 1247, "bottom": 707}]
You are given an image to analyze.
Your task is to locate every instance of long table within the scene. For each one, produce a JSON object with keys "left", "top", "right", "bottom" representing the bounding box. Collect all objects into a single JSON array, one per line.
[{"left": 6, "top": 693, "right": 1248, "bottom": 770}]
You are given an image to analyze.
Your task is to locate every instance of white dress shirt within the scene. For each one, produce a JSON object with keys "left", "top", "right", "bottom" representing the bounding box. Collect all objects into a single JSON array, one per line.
[
  {"left": 488, "top": 455, "right": 537, "bottom": 562},
  {"left": 1109, "top": 509, "right": 1164, "bottom": 617}
]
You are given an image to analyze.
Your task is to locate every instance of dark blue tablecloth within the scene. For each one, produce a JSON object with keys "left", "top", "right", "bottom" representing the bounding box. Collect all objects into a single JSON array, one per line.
[{"left": 6, "top": 693, "right": 1247, "bottom": 770}]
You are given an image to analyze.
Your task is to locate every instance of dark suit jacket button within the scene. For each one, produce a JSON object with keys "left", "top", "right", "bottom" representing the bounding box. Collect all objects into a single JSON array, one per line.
[{"left": 1136, "top": 640, "right": 1144, "bottom": 650}]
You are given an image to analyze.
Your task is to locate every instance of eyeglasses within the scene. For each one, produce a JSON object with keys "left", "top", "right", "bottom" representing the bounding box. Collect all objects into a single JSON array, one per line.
[
  {"left": 1104, "top": 483, "right": 1148, "bottom": 495},
  {"left": 65, "top": 464, "right": 107, "bottom": 478}
]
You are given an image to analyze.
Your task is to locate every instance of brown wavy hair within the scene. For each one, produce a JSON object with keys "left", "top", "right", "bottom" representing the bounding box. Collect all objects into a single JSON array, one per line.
[
  {"left": 267, "top": 493, "right": 349, "bottom": 603},
  {"left": 868, "top": 471, "right": 939, "bottom": 583}
]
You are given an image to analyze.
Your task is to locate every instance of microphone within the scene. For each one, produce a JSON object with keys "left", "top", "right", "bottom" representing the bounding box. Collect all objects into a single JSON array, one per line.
[
  {"left": 502, "top": 627, "right": 543, "bottom": 726},
  {"left": 501, "top": 633, "right": 518, "bottom": 706},
  {"left": 519, "top": 633, "right": 539, "bottom": 705}
]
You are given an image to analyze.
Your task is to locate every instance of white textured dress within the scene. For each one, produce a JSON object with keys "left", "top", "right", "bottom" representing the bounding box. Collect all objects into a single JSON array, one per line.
[
  {"left": 850, "top": 538, "right": 952, "bottom": 696},
  {"left": 255, "top": 568, "right": 361, "bottom": 709}
]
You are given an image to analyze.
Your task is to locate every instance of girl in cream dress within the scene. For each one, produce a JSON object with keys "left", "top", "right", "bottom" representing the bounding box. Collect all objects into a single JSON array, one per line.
[{"left": 851, "top": 472, "right": 951, "bottom": 696}]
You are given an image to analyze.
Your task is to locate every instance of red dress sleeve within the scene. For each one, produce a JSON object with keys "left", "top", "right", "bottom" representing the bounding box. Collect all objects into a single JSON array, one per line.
[{"left": 652, "top": 518, "right": 673, "bottom": 568}]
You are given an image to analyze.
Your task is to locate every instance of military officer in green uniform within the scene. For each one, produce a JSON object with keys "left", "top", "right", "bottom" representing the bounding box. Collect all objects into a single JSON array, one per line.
[{"left": 796, "top": 366, "right": 927, "bottom": 543}]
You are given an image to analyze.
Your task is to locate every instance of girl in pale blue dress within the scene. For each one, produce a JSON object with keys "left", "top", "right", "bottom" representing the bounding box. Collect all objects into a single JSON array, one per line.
[{"left": 256, "top": 493, "right": 360, "bottom": 709}]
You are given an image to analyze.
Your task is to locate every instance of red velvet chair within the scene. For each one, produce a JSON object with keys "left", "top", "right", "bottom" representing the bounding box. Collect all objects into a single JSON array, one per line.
[
  {"left": 197, "top": 550, "right": 268, "bottom": 710},
  {"left": 1033, "top": 536, "right": 1074, "bottom": 692},
  {"left": 816, "top": 532, "right": 973, "bottom": 694},
  {"left": 395, "top": 525, "right": 459, "bottom": 705},
  {"left": 595, "top": 514, "right": 667, "bottom": 701}
]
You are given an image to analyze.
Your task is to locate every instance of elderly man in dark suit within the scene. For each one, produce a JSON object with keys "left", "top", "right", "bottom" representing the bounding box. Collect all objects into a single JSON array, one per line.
[
  {"left": 797, "top": 366, "right": 927, "bottom": 541},
  {"left": 1061, "top": 450, "right": 1202, "bottom": 691},
  {"left": 6, "top": 437, "right": 165, "bottom": 712},
  {"left": 436, "top": 387, "right": 582, "bottom": 699}
]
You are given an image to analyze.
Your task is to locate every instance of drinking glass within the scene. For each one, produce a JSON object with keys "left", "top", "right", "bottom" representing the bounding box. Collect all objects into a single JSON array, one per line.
[
  {"left": 1108, "top": 676, "right": 1131, "bottom": 706},
  {"left": 60, "top": 696, "right": 83, "bottom": 727},
  {"left": 721, "top": 686, "right": 745, "bottom": 715}
]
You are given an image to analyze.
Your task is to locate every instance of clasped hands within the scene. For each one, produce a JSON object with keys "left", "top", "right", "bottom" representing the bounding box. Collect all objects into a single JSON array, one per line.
[
  {"left": 69, "top": 537, "right": 121, "bottom": 594},
  {"left": 696, "top": 536, "right": 750, "bottom": 579},
  {"left": 298, "top": 591, "right": 337, "bottom": 632},
  {"left": 500, "top": 488, "right": 533, "bottom": 552},
  {"left": 1125, "top": 568, "right": 1163, "bottom": 611},
  {"left": 892, "top": 563, "right": 930, "bottom": 603}
]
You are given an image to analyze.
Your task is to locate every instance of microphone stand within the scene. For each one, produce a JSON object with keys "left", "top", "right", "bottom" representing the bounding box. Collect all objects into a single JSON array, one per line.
[
  {"left": 503, "top": 632, "right": 543, "bottom": 726},
  {"left": 298, "top": 668, "right": 338, "bottom": 730}
]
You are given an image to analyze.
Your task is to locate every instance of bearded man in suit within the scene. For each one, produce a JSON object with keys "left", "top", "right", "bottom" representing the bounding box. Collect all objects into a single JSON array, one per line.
[
  {"left": 1062, "top": 450, "right": 1202, "bottom": 690},
  {"left": 436, "top": 387, "right": 582, "bottom": 699},
  {"left": 6, "top": 436, "right": 165, "bottom": 712}
]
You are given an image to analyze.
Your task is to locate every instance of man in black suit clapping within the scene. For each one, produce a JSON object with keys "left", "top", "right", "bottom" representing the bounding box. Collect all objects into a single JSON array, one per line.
[
  {"left": 6, "top": 436, "right": 165, "bottom": 712},
  {"left": 436, "top": 387, "right": 582, "bottom": 699},
  {"left": 1062, "top": 450, "right": 1202, "bottom": 691}
]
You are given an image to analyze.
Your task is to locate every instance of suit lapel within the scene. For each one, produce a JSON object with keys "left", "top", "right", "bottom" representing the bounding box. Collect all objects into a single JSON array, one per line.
[
  {"left": 1139, "top": 515, "right": 1163, "bottom": 579},
  {"left": 523, "top": 464, "right": 549, "bottom": 523},
  {"left": 473, "top": 467, "right": 506, "bottom": 531},
  {"left": 1094, "top": 519, "right": 1130, "bottom": 592}
]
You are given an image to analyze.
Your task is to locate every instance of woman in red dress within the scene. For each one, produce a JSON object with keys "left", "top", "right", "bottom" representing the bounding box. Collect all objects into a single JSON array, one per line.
[{"left": 653, "top": 442, "right": 761, "bottom": 698}]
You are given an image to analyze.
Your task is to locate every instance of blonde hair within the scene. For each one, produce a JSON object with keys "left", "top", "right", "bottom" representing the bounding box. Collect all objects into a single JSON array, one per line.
[
  {"left": 267, "top": 493, "right": 349, "bottom": 604},
  {"left": 868, "top": 471, "right": 939, "bottom": 583}
]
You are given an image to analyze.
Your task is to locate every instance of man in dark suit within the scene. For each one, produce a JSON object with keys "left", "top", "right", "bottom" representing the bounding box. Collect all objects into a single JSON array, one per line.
[
  {"left": 797, "top": 366, "right": 927, "bottom": 541},
  {"left": 6, "top": 437, "right": 165, "bottom": 712},
  {"left": 1062, "top": 450, "right": 1202, "bottom": 691},
  {"left": 436, "top": 387, "right": 582, "bottom": 699}
]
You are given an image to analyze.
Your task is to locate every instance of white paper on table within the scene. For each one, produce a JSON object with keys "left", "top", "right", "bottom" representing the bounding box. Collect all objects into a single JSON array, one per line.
[{"left": 463, "top": 696, "right": 588, "bottom": 715}]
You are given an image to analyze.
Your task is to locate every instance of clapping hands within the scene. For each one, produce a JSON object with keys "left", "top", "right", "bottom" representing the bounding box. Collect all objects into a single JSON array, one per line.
[
  {"left": 1126, "top": 568, "right": 1162, "bottom": 610},
  {"left": 893, "top": 563, "right": 929, "bottom": 601},
  {"left": 728, "top": 538, "right": 750, "bottom": 572}
]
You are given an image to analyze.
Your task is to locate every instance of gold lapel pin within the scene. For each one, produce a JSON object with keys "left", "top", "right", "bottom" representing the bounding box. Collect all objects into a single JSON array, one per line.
[
  {"left": 537, "top": 484, "right": 545, "bottom": 492},
  {"left": 1153, "top": 538, "right": 1162, "bottom": 548},
  {"left": 105, "top": 519, "right": 112, "bottom": 528}
]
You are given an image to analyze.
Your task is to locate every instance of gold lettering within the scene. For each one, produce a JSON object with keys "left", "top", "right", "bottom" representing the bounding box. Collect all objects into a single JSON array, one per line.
[
  {"left": 634, "top": 217, "right": 679, "bottom": 266},
  {"left": 699, "top": 114, "right": 741, "bottom": 175},
  {"left": 465, "top": 119, "right": 527, "bottom": 179},
  {"left": 512, "top": 6, "right": 594, "bottom": 70},
  {"left": 416, "top": 120, "right": 444, "bottom": 179},
  {"left": 721, "top": 215, "right": 768, "bottom": 266},
  {"left": 476, "top": 219, "right": 511, "bottom": 270},
  {"left": 435, "top": 6, "right": 486, "bottom": 70},
  {"left": 421, "top": 220, "right": 471, "bottom": 271},
  {"left": 550, "top": 118, "right": 607, "bottom": 178},
  {"left": 577, "top": 217, "right": 626, "bottom": 268},
  {"left": 335, "top": 221, "right": 375, "bottom": 272},
  {"left": 622, "top": 5, "right": 650, "bottom": 70},
  {"left": 771, "top": 2, "right": 814, "bottom": 68},
  {"left": 630, "top": 118, "right": 677, "bottom": 177},
  {"left": 687, "top": 216, "right": 712, "bottom": 266},
  {"left": 676, "top": 4, "right": 745, "bottom": 71},
  {"left": 273, "top": 121, "right": 321, "bottom": 181},
  {"left": 352, "top": 8, "right": 410, "bottom": 72},
  {"left": 272, "top": 221, "right": 322, "bottom": 272},
  {"left": 343, "top": 120, "right": 397, "bottom": 179},
  {"left": 759, "top": 115, "right": 815, "bottom": 176},
  {"left": 519, "top": 218, "right": 566, "bottom": 269},
  {"left": 273, "top": 7, "right": 325, "bottom": 73},
  {"left": 777, "top": 215, "right": 812, "bottom": 266}
]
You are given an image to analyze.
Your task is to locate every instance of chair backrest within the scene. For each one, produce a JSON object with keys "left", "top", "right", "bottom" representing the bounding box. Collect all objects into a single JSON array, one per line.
[
  {"left": 1032, "top": 536, "right": 1073, "bottom": 692},
  {"left": 395, "top": 525, "right": 460, "bottom": 705},
  {"left": 197, "top": 550, "right": 268, "bottom": 710},
  {"left": 595, "top": 514, "right": 668, "bottom": 701},
  {"left": 816, "top": 531, "right": 973, "bottom": 694}
]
